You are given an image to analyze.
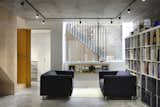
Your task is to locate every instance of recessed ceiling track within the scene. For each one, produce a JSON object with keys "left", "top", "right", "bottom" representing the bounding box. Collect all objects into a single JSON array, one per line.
[{"left": 23, "top": 0, "right": 137, "bottom": 20}]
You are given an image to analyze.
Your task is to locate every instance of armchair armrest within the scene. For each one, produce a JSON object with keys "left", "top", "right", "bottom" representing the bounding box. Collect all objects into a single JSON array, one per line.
[
  {"left": 55, "top": 70, "right": 74, "bottom": 78},
  {"left": 41, "top": 74, "right": 72, "bottom": 80},
  {"left": 99, "top": 71, "right": 118, "bottom": 79}
]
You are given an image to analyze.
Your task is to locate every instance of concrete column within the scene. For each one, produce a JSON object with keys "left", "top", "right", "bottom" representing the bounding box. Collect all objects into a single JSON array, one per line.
[{"left": 51, "top": 21, "right": 63, "bottom": 70}]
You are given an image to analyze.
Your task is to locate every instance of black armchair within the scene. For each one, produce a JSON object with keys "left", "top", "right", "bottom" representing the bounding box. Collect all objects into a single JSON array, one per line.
[
  {"left": 99, "top": 71, "right": 137, "bottom": 99},
  {"left": 40, "top": 70, "right": 74, "bottom": 97}
]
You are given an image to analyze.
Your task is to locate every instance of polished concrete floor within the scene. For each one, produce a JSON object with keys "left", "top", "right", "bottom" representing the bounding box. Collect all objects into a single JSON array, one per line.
[{"left": 0, "top": 73, "right": 148, "bottom": 107}]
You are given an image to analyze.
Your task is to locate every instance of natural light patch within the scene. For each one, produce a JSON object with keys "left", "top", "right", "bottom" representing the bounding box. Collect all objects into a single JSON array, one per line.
[{"left": 72, "top": 88, "right": 103, "bottom": 98}]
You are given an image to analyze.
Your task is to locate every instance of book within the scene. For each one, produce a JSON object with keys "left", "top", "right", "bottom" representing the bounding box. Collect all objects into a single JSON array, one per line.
[
  {"left": 143, "top": 34, "right": 145, "bottom": 46},
  {"left": 147, "top": 32, "right": 150, "bottom": 45},
  {"left": 157, "top": 47, "right": 160, "bottom": 61},
  {"left": 137, "top": 35, "right": 140, "bottom": 46},
  {"left": 153, "top": 30, "right": 156, "bottom": 45},
  {"left": 151, "top": 47, "right": 156, "bottom": 60},
  {"left": 151, "top": 63, "right": 155, "bottom": 76},
  {"left": 158, "top": 64, "right": 160, "bottom": 78},
  {"left": 144, "top": 62, "right": 149, "bottom": 74},
  {"left": 143, "top": 48, "right": 147, "bottom": 60},
  {"left": 156, "top": 29, "right": 160, "bottom": 44}
]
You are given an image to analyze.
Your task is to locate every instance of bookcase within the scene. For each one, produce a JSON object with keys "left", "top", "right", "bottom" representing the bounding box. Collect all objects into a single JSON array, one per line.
[{"left": 125, "top": 25, "right": 160, "bottom": 107}]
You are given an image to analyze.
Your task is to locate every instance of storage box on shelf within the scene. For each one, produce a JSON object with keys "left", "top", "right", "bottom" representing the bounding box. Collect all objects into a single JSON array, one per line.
[{"left": 125, "top": 25, "right": 160, "bottom": 107}]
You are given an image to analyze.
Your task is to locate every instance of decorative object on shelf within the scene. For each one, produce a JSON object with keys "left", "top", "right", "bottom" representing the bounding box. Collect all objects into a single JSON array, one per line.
[
  {"left": 153, "top": 21, "right": 160, "bottom": 27},
  {"left": 143, "top": 19, "right": 151, "bottom": 29}
]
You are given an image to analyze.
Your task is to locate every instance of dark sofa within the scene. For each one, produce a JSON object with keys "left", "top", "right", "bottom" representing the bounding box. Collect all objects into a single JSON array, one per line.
[
  {"left": 99, "top": 71, "right": 137, "bottom": 99},
  {"left": 40, "top": 70, "right": 74, "bottom": 97}
]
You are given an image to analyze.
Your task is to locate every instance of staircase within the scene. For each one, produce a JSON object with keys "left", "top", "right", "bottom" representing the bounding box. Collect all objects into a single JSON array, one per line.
[
  {"left": 66, "top": 23, "right": 106, "bottom": 60},
  {"left": 0, "top": 68, "right": 14, "bottom": 96}
]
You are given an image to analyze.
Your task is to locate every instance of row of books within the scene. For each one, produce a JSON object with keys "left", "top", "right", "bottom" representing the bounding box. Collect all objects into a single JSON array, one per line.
[
  {"left": 141, "top": 47, "right": 160, "bottom": 61},
  {"left": 143, "top": 62, "right": 160, "bottom": 78},
  {"left": 126, "top": 29, "right": 160, "bottom": 49},
  {"left": 125, "top": 49, "right": 140, "bottom": 59},
  {"left": 126, "top": 47, "right": 160, "bottom": 61},
  {"left": 127, "top": 60, "right": 141, "bottom": 72},
  {"left": 141, "top": 75, "right": 158, "bottom": 107},
  {"left": 141, "top": 31, "right": 156, "bottom": 46},
  {"left": 127, "top": 61, "right": 160, "bottom": 78},
  {"left": 125, "top": 36, "right": 140, "bottom": 48}
]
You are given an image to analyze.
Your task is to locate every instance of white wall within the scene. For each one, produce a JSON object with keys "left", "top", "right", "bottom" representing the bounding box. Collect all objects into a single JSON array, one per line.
[
  {"left": 27, "top": 20, "right": 63, "bottom": 71},
  {"left": 122, "top": 22, "right": 134, "bottom": 60},
  {"left": 105, "top": 24, "right": 122, "bottom": 60},
  {"left": 0, "top": 6, "right": 17, "bottom": 83},
  {"left": 0, "top": 5, "right": 28, "bottom": 94},
  {"left": 31, "top": 30, "right": 51, "bottom": 80},
  {"left": 51, "top": 21, "right": 63, "bottom": 70}
]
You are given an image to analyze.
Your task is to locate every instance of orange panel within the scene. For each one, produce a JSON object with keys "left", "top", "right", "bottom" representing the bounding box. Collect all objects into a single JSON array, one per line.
[{"left": 17, "top": 29, "right": 31, "bottom": 88}]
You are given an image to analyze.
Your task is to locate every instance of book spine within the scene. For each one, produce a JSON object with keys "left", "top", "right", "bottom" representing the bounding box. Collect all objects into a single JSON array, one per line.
[{"left": 158, "top": 64, "right": 160, "bottom": 78}]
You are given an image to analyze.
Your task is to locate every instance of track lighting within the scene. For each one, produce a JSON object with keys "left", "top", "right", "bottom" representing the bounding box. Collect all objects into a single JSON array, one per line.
[
  {"left": 110, "top": 20, "right": 113, "bottom": 24},
  {"left": 20, "top": 0, "right": 138, "bottom": 23},
  {"left": 127, "top": 9, "right": 131, "bottom": 13},
  {"left": 20, "top": 1, "right": 25, "bottom": 6},
  {"left": 42, "top": 20, "right": 45, "bottom": 24},
  {"left": 35, "top": 14, "right": 39, "bottom": 19},
  {"left": 118, "top": 16, "right": 121, "bottom": 20},
  {"left": 79, "top": 20, "right": 82, "bottom": 24}
]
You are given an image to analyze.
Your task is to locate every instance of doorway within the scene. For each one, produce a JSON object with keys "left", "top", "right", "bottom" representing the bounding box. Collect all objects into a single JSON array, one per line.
[{"left": 31, "top": 30, "right": 51, "bottom": 82}]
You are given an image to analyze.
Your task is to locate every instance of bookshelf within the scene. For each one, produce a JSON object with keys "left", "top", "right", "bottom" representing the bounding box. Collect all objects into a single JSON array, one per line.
[{"left": 125, "top": 25, "right": 160, "bottom": 107}]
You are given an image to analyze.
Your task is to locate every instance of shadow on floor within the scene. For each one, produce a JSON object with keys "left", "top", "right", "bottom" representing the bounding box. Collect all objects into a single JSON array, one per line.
[{"left": 42, "top": 96, "right": 71, "bottom": 101}]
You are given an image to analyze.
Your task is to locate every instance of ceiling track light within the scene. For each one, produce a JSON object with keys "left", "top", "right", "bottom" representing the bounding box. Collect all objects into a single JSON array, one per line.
[
  {"left": 24, "top": 0, "right": 46, "bottom": 20},
  {"left": 127, "top": 8, "right": 131, "bottom": 13},
  {"left": 79, "top": 20, "right": 82, "bottom": 24},
  {"left": 110, "top": 20, "right": 113, "bottom": 24},
  {"left": 42, "top": 20, "right": 45, "bottom": 24},
  {"left": 35, "top": 14, "right": 39, "bottom": 19},
  {"left": 20, "top": 1, "right": 25, "bottom": 6},
  {"left": 118, "top": 16, "right": 121, "bottom": 20}
]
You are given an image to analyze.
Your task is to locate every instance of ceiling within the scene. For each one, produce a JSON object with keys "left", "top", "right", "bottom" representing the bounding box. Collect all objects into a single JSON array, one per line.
[{"left": 0, "top": 0, "right": 160, "bottom": 22}]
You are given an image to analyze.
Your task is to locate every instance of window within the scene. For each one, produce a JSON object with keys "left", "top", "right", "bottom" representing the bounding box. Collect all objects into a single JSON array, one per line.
[{"left": 63, "top": 21, "right": 122, "bottom": 62}]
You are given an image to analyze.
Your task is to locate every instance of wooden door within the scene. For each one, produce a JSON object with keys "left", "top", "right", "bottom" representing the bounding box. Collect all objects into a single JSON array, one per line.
[{"left": 17, "top": 29, "right": 31, "bottom": 88}]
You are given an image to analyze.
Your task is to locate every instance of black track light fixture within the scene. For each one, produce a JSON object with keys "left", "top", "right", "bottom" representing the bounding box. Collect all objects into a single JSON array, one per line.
[
  {"left": 128, "top": 8, "right": 131, "bottom": 13},
  {"left": 110, "top": 20, "right": 113, "bottom": 24},
  {"left": 35, "top": 14, "right": 39, "bottom": 19},
  {"left": 20, "top": 1, "right": 25, "bottom": 6},
  {"left": 42, "top": 20, "right": 45, "bottom": 24},
  {"left": 118, "top": 16, "right": 121, "bottom": 20},
  {"left": 79, "top": 19, "right": 82, "bottom": 24}
]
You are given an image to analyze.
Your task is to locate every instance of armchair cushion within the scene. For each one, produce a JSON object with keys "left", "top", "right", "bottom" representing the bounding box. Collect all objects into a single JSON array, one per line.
[{"left": 116, "top": 71, "right": 130, "bottom": 76}]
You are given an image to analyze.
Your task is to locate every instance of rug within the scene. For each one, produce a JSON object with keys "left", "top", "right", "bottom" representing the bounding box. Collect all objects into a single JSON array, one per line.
[{"left": 72, "top": 88, "right": 103, "bottom": 98}]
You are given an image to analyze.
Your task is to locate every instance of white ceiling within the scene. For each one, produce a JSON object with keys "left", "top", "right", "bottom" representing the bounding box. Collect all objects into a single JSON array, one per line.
[{"left": 0, "top": 0, "right": 160, "bottom": 22}]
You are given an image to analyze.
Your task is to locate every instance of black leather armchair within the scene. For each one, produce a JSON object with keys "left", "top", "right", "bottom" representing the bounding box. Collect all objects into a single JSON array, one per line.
[
  {"left": 40, "top": 70, "right": 74, "bottom": 97},
  {"left": 99, "top": 71, "right": 137, "bottom": 99}
]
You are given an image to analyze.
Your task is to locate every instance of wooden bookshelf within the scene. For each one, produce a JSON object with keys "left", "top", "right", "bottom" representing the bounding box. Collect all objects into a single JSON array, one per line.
[{"left": 125, "top": 25, "right": 160, "bottom": 107}]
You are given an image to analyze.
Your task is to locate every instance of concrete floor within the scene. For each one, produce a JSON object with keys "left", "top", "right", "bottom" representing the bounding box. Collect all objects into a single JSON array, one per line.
[{"left": 0, "top": 73, "right": 148, "bottom": 107}]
